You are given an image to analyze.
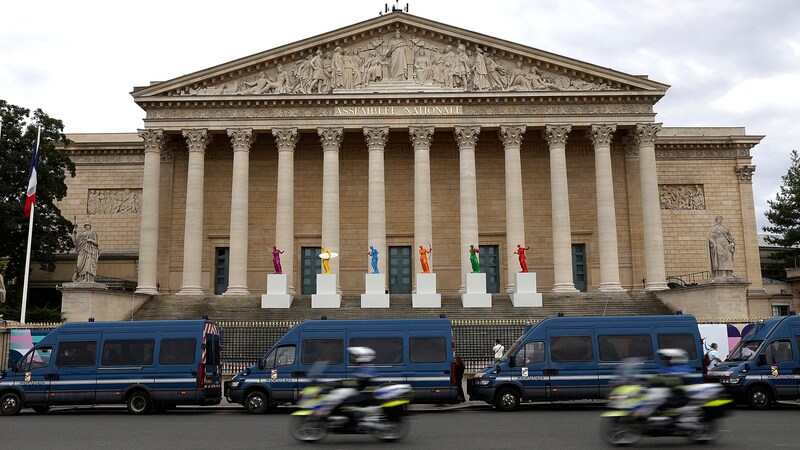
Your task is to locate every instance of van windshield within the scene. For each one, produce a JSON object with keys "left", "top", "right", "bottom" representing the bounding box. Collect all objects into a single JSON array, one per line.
[
  {"left": 501, "top": 335, "right": 525, "bottom": 362},
  {"left": 727, "top": 340, "right": 762, "bottom": 362}
]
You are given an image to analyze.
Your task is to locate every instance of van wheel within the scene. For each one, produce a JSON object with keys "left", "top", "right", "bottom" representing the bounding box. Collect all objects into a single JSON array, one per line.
[
  {"left": 495, "top": 388, "right": 520, "bottom": 412},
  {"left": 244, "top": 391, "right": 269, "bottom": 414},
  {"left": 127, "top": 391, "right": 152, "bottom": 415},
  {"left": 0, "top": 392, "right": 23, "bottom": 416},
  {"left": 747, "top": 386, "right": 772, "bottom": 410},
  {"left": 32, "top": 405, "right": 51, "bottom": 414}
]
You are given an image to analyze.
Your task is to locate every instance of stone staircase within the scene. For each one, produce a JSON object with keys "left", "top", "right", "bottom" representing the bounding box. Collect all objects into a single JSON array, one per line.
[{"left": 132, "top": 291, "right": 674, "bottom": 322}]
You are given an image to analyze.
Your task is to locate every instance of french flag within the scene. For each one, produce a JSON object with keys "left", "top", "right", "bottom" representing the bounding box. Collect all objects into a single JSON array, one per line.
[{"left": 24, "top": 140, "right": 39, "bottom": 217}]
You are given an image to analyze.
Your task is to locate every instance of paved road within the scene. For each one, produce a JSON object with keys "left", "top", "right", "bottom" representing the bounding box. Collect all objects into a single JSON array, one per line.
[{"left": 1, "top": 402, "right": 798, "bottom": 449}]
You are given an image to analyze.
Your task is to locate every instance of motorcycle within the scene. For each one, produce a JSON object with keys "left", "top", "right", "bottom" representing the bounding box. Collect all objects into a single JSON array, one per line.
[
  {"left": 289, "top": 381, "right": 412, "bottom": 442},
  {"left": 600, "top": 382, "right": 732, "bottom": 446}
]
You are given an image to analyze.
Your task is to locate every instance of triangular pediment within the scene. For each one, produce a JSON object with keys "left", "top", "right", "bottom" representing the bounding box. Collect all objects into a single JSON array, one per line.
[{"left": 132, "top": 12, "right": 668, "bottom": 100}]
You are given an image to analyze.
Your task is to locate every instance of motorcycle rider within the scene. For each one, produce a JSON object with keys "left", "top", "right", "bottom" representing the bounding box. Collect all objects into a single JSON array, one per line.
[
  {"left": 346, "top": 346, "right": 377, "bottom": 407},
  {"left": 641, "top": 348, "right": 692, "bottom": 417}
]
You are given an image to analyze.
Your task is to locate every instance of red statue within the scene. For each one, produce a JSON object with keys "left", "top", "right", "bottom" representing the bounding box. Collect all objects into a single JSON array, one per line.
[{"left": 514, "top": 244, "right": 530, "bottom": 273}]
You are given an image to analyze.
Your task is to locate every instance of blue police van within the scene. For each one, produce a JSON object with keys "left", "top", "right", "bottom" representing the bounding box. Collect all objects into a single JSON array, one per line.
[
  {"left": 707, "top": 315, "right": 800, "bottom": 409},
  {"left": 468, "top": 315, "right": 704, "bottom": 411},
  {"left": 225, "top": 318, "right": 458, "bottom": 413},
  {"left": 0, "top": 320, "right": 222, "bottom": 415}
]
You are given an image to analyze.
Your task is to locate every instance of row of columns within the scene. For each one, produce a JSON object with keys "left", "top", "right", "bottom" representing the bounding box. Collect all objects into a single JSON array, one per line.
[{"left": 135, "top": 123, "right": 668, "bottom": 296}]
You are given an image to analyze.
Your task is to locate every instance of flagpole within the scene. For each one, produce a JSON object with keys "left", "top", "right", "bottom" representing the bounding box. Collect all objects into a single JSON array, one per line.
[{"left": 20, "top": 126, "right": 42, "bottom": 324}]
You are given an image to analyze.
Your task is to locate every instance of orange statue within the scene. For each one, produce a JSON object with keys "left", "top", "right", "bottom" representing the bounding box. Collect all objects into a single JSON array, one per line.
[{"left": 419, "top": 245, "right": 432, "bottom": 273}]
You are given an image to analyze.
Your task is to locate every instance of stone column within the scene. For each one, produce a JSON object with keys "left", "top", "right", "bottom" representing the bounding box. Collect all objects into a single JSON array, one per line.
[
  {"left": 454, "top": 126, "right": 481, "bottom": 292},
  {"left": 135, "top": 129, "right": 164, "bottom": 295},
  {"left": 545, "top": 124, "right": 578, "bottom": 292},
  {"left": 178, "top": 129, "right": 209, "bottom": 295},
  {"left": 590, "top": 124, "right": 624, "bottom": 292},
  {"left": 410, "top": 126, "right": 435, "bottom": 275},
  {"left": 318, "top": 128, "right": 343, "bottom": 281},
  {"left": 364, "top": 127, "right": 390, "bottom": 277},
  {"left": 635, "top": 123, "right": 669, "bottom": 291},
  {"left": 224, "top": 128, "right": 255, "bottom": 295},
  {"left": 499, "top": 125, "right": 527, "bottom": 292},
  {"left": 273, "top": 128, "right": 299, "bottom": 294}
]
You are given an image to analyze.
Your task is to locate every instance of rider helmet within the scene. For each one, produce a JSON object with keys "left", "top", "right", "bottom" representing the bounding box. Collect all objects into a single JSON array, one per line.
[
  {"left": 658, "top": 348, "right": 689, "bottom": 366},
  {"left": 348, "top": 346, "right": 376, "bottom": 364}
]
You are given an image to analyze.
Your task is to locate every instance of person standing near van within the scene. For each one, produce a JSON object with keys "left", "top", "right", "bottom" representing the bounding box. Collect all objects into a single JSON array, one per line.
[
  {"left": 493, "top": 339, "right": 504, "bottom": 362},
  {"left": 707, "top": 343, "right": 722, "bottom": 370},
  {"left": 454, "top": 356, "right": 466, "bottom": 403}
]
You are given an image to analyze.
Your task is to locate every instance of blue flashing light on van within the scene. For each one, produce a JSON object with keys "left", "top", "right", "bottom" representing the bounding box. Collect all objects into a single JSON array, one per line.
[
  {"left": 706, "top": 315, "right": 800, "bottom": 409},
  {"left": 0, "top": 320, "right": 222, "bottom": 416},
  {"left": 225, "top": 318, "right": 458, "bottom": 413},
  {"left": 467, "top": 315, "right": 704, "bottom": 411}
]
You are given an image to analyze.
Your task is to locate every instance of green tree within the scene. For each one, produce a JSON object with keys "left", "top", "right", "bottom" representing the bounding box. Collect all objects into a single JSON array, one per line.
[
  {"left": 0, "top": 100, "right": 76, "bottom": 303},
  {"left": 763, "top": 149, "right": 800, "bottom": 280}
]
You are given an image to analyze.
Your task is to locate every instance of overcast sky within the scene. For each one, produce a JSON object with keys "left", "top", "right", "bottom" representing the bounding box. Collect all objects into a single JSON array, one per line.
[{"left": 2, "top": 0, "right": 798, "bottom": 233}]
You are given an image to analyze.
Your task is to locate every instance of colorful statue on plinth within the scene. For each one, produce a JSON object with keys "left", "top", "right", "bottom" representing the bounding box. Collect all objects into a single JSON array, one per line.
[
  {"left": 514, "top": 244, "right": 530, "bottom": 273},
  {"left": 469, "top": 244, "right": 480, "bottom": 273},
  {"left": 321, "top": 245, "right": 332, "bottom": 275},
  {"left": 368, "top": 245, "right": 379, "bottom": 274},
  {"left": 419, "top": 245, "right": 432, "bottom": 273},
  {"left": 272, "top": 246, "right": 284, "bottom": 274}
]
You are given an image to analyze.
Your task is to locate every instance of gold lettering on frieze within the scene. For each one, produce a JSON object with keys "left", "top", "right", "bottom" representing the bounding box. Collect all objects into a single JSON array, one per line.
[{"left": 334, "top": 105, "right": 464, "bottom": 116}]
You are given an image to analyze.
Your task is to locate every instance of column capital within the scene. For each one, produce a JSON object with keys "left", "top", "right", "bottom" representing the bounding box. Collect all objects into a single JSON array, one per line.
[
  {"left": 633, "top": 123, "right": 662, "bottom": 147},
  {"left": 498, "top": 125, "right": 526, "bottom": 148},
  {"left": 318, "top": 127, "right": 343, "bottom": 152},
  {"left": 363, "top": 126, "right": 389, "bottom": 150},
  {"left": 138, "top": 128, "right": 164, "bottom": 154},
  {"left": 588, "top": 124, "right": 617, "bottom": 147},
  {"left": 272, "top": 127, "right": 298, "bottom": 152},
  {"left": 454, "top": 125, "right": 480, "bottom": 149},
  {"left": 737, "top": 164, "right": 756, "bottom": 183},
  {"left": 409, "top": 126, "right": 435, "bottom": 148},
  {"left": 544, "top": 124, "right": 572, "bottom": 147},
  {"left": 227, "top": 128, "right": 255, "bottom": 152},
  {"left": 182, "top": 129, "right": 209, "bottom": 153}
]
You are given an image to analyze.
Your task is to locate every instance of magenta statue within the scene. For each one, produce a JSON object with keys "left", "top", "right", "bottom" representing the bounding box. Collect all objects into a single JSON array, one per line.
[
  {"left": 514, "top": 244, "right": 530, "bottom": 273},
  {"left": 272, "top": 246, "right": 284, "bottom": 274}
]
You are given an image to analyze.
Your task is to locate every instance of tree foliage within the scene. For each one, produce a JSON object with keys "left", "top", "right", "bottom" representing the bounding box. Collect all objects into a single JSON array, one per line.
[
  {"left": 763, "top": 149, "right": 800, "bottom": 278},
  {"left": 0, "top": 100, "right": 76, "bottom": 302}
]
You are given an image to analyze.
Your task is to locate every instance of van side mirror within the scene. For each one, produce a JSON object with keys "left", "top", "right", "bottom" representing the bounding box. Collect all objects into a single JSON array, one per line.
[
  {"left": 258, "top": 359, "right": 265, "bottom": 370},
  {"left": 508, "top": 356, "right": 515, "bottom": 368},
  {"left": 757, "top": 354, "right": 767, "bottom": 366},
  {"left": 12, "top": 360, "right": 19, "bottom": 372}
]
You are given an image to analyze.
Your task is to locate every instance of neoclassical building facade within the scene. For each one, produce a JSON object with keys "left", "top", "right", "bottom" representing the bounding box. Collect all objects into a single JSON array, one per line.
[{"left": 49, "top": 12, "right": 767, "bottom": 306}]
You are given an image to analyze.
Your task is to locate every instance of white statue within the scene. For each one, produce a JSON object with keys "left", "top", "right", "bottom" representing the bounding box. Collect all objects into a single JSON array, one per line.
[{"left": 73, "top": 219, "right": 100, "bottom": 283}]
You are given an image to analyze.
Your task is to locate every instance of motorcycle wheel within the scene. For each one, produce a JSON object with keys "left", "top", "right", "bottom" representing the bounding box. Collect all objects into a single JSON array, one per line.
[
  {"left": 373, "top": 417, "right": 410, "bottom": 442},
  {"left": 289, "top": 415, "right": 328, "bottom": 442},
  {"left": 687, "top": 420, "right": 721, "bottom": 443},
  {"left": 600, "top": 417, "right": 642, "bottom": 446}
]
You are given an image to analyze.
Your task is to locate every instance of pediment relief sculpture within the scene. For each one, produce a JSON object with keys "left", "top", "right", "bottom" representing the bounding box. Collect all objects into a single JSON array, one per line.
[{"left": 181, "top": 29, "right": 620, "bottom": 97}]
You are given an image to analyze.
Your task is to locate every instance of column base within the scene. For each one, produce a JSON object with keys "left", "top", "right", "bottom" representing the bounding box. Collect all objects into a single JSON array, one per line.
[
  {"left": 597, "top": 282, "right": 625, "bottom": 292},
  {"left": 552, "top": 283, "right": 579, "bottom": 293},
  {"left": 645, "top": 281, "right": 669, "bottom": 291},
  {"left": 135, "top": 286, "right": 159, "bottom": 295},
  {"left": 177, "top": 287, "right": 204, "bottom": 295},
  {"left": 223, "top": 286, "right": 250, "bottom": 295}
]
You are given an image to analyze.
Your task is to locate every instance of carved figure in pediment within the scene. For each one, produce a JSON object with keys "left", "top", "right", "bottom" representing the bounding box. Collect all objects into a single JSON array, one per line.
[
  {"left": 241, "top": 64, "right": 290, "bottom": 94},
  {"left": 414, "top": 49, "right": 434, "bottom": 85},
  {"left": 307, "top": 50, "right": 327, "bottom": 94},
  {"left": 507, "top": 60, "right": 529, "bottom": 90},
  {"left": 472, "top": 48, "right": 490, "bottom": 91},
  {"left": 385, "top": 29, "right": 413, "bottom": 81},
  {"left": 292, "top": 54, "right": 313, "bottom": 93},
  {"left": 452, "top": 44, "right": 471, "bottom": 90},
  {"left": 432, "top": 45, "right": 455, "bottom": 88},
  {"left": 485, "top": 54, "right": 507, "bottom": 90},
  {"left": 526, "top": 67, "right": 558, "bottom": 91},
  {"left": 362, "top": 50, "right": 384, "bottom": 85},
  {"left": 321, "top": 51, "right": 335, "bottom": 93},
  {"left": 342, "top": 49, "right": 360, "bottom": 89},
  {"left": 332, "top": 47, "right": 345, "bottom": 89}
]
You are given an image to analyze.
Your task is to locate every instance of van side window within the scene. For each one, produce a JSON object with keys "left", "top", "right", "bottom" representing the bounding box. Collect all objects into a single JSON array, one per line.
[
  {"left": 657, "top": 334, "right": 698, "bottom": 359},
  {"left": 56, "top": 341, "right": 97, "bottom": 367},
  {"left": 205, "top": 334, "right": 220, "bottom": 366},
  {"left": 514, "top": 341, "right": 545, "bottom": 366},
  {"left": 764, "top": 340, "right": 793, "bottom": 364},
  {"left": 302, "top": 339, "right": 343, "bottom": 365},
  {"left": 349, "top": 338, "right": 403, "bottom": 364},
  {"left": 410, "top": 337, "right": 446, "bottom": 363},
  {"left": 160, "top": 339, "right": 196, "bottom": 365},
  {"left": 265, "top": 345, "right": 296, "bottom": 368},
  {"left": 598, "top": 335, "right": 653, "bottom": 361},
  {"left": 550, "top": 336, "right": 593, "bottom": 362},
  {"left": 102, "top": 340, "right": 155, "bottom": 366},
  {"left": 20, "top": 347, "right": 52, "bottom": 371}
]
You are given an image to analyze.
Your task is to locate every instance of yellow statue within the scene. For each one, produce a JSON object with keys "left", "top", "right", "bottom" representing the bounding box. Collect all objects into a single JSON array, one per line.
[{"left": 321, "top": 245, "right": 331, "bottom": 275}]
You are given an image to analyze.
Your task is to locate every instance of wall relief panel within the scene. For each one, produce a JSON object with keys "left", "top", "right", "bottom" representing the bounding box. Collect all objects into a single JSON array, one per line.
[
  {"left": 659, "top": 184, "right": 705, "bottom": 210},
  {"left": 87, "top": 189, "right": 142, "bottom": 215}
]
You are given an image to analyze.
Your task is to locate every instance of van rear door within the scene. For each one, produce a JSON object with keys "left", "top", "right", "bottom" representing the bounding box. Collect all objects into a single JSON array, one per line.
[
  {"left": 51, "top": 334, "right": 100, "bottom": 406},
  {"left": 155, "top": 332, "right": 200, "bottom": 404},
  {"left": 546, "top": 328, "right": 599, "bottom": 400}
]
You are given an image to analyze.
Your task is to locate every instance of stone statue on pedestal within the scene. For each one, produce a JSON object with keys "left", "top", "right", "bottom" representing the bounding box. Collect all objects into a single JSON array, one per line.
[
  {"left": 73, "top": 218, "right": 100, "bottom": 283},
  {"left": 708, "top": 215, "right": 735, "bottom": 278}
]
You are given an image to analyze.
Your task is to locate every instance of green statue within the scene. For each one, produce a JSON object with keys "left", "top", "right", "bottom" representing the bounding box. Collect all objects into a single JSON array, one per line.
[{"left": 469, "top": 244, "right": 480, "bottom": 273}]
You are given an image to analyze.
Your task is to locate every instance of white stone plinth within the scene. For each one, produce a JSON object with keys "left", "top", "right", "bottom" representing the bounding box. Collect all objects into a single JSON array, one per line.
[
  {"left": 413, "top": 273, "right": 441, "bottom": 307},
  {"left": 512, "top": 272, "right": 543, "bottom": 307},
  {"left": 262, "top": 274, "right": 293, "bottom": 308},
  {"left": 361, "top": 274, "right": 389, "bottom": 308},
  {"left": 462, "top": 272, "right": 492, "bottom": 307},
  {"left": 312, "top": 274, "right": 341, "bottom": 308}
]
